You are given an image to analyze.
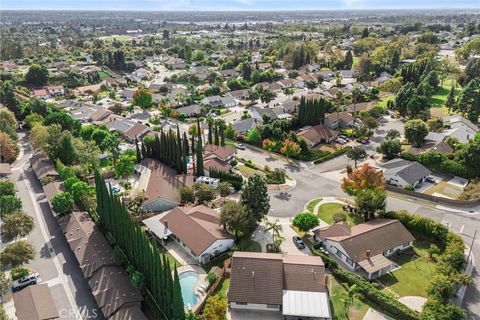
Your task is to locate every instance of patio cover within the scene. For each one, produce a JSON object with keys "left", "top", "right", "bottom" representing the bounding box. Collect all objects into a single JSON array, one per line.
[
  {"left": 358, "top": 254, "right": 394, "bottom": 274},
  {"left": 282, "top": 290, "right": 330, "bottom": 318},
  {"left": 142, "top": 213, "right": 172, "bottom": 239}
]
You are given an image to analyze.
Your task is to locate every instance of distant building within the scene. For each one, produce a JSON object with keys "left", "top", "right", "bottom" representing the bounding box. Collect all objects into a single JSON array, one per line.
[
  {"left": 14, "top": 284, "right": 59, "bottom": 320},
  {"left": 201, "top": 95, "right": 237, "bottom": 108},
  {"left": 382, "top": 158, "right": 431, "bottom": 188},
  {"left": 297, "top": 125, "right": 338, "bottom": 146}
]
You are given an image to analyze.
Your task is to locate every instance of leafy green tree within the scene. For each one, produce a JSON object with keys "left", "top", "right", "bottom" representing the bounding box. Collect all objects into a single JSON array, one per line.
[
  {"left": 0, "top": 181, "right": 15, "bottom": 196},
  {"left": 265, "top": 218, "right": 283, "bottom": 252},
  {"left": 44, "top": 112, "right": 81, "bottom": 132},
  {"left": 445, "top": 85, "right": 456, "bottom": 110},
  {"left": 404, "top": 119, "right": 429, "bottom": 147},
  {"left": 346, "top": 147, "right": 367, "bottom": 168},
  {"left": 29, "top": 99, "right": 49, "bottom": 116},
  {"left": 280, "top": 139, "right": 300, "bottom": 162},
  {"left": 421, "top": 300, "right": 465, "bottom": 320},
  {"left": 0, "top": 132, "right": 18, "bottom": 163},
  {"left": 202, "top": 295, "right": 227, "bottom": 320},
  {"left": 385, "top": 129, "right": 401, "bottom": 140},
  {"left": 71, "top": 181, "right": 93, "bottom": 205},
  {"left": 220, "top": 200, "right": 254, "bottom": 240},
  {"left": 355, "top": 188, "right": 387, "bottom": 221},
  {"left": 115, "top": 154, "right": 135, "bottom": 179},
  {"left": 377, "top": 140, "right": 402, "bottom": 159},
  {"left": 246, "top": 126, "right": 262, "bottom": 145},
  {"left": 91, "top": 128, "right": 109, "bottom": 148},
  {"left": 456, "top": 79, "right": 480, "bottom": 123},
  {"left": 100, "top": 133, "right": 120, "bottom": 163},
  {"left": 133, "top": 88, "right": 153, "bottom": 110},
  {"left": 0, "top": 195, "right": 22, "bottom": 216},
  {"left": 1, "top": 211, "right": 34, "bottom": 241},
  {"left": 394, "top": 82, "right": 416, "bottom": 117},
  {"left": 240, "top": 173, "right": 270, "bottom": 221},
  {"left": 25, "top": 64, "right": 48, "bottom": 86},
  {"left": 194, "top": 183, "right": 215, "bottom": 204},
  {"left": 292, "top": 212, "right": 319, "bottom": 233},
  {"left": 24, "top": 113, "right": 43, "bottom": 129},
  {"left": 51, "top": 192, "right": 74, "bottom": 216},
  {"left": 0, "top": 241, "right": 35, "bottom": 267},
  {"left": 0, "top": 109, "right": 17, "bottom": 128},
  {"left": 179, "top": 186, "right": 194, "bottom": 204},
  {"left": 0, "top": 81, "right": 21, "bottom": 118},
  {"left": 50, "top": 131, "right": 78, "bottom": 165},
  {"left": 0, "top": 264, "right": 12, "bottom": 296},
  {"left": 218, "top": 181, "right": 233, "bottom": 201}
]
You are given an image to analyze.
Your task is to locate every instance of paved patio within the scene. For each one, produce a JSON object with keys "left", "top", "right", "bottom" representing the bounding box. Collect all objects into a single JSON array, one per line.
[
  {"left": 363, "top": 308, "right": 395, "bottom": 320},
  {"left": 398, "top": 296, "right": 427, "bottom": 312},
  {"left": 163, "top": 239, "right": 197, "bottom": 266}
]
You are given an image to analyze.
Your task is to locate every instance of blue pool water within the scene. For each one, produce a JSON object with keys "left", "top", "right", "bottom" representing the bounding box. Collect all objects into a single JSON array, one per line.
[{"left": 179, "top": 271, "right": 199, "bottom": 307}]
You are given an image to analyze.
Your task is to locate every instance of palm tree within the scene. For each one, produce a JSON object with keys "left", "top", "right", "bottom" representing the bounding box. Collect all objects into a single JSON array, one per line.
[
  {"left": 346, "top": 146, "right": 367, "bottom": 168},
  {"left": 264, "top": 218, "right": 283, "bottom": 253},
  {"left": 341, "top": 283, "right": 360, "bottom": 319}
]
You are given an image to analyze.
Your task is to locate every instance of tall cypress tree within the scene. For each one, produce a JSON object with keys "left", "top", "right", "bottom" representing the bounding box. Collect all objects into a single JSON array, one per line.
[
  {"left": 214, "top": 122, "right": 219, "bottom": 146},
  {"left": 172, "top": 266, "right": 185, "bottom": 320},
  {"left": 182, "top": 132, "right": 189, "bottom": 174},
  {"left": 196, "top": 119, "right": 204, "bottom": 176}
]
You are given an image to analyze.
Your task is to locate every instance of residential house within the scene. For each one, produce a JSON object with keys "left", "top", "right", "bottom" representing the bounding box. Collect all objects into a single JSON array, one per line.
[
  {"left": 123, "top": 122, "right": 151, "bottom": 142},
  {"left": 232, "top": 118, "right": 257, "bottom": 135},
  {"left": 426, "top": 116, "right": 478, "bottom": 144},
  {"left": 325, "top": 112, "right": 354, "bottom": 129},
  {"left": 118, "top": 88, "right": 137, "bottom": 101},
  {"left": 297, "top": 125, "right": 338, "bottom": 147},
  {"left": 13, "top": 284, "right": 59, "bottom": 320},
  {"left": 217, "top": 69, "right": 239, "bottom": 78},
  {"left": 43, "top": 181, "right": 66, "bottom": 214},
  {"left": 73, "top": 84, "right": 101, "bottom": 96},
  {"left": 32, "top": 89, "right": 50, "bottom": 100},
  {"left": 382, "top": 158, "right": 431, "bottom": 188},
  {"left": 176, "top": 104, "right": 202, "bottom": 118},
  {"left": 142, "top": 205, "right": 234, "bottom": 264},
  {"left": 279, "top": 100, "right": 298, "bottom": 114},
  {"left": 58, "top": 211, "right": 147, "bottom": 319},
  {"left": 251, "top": 106, "right": 292, "bottom": 123},
  {"left": 277, "top": 78, "right": 304, "bottom": 89},
  {"left": 228, "top": 252, "right": 331, "bottom": 320},
  {"left": 46, "top": 85, "right": 65, "bottom": 96},
  {"left": 69, "top": 104, "right": 102, "bottom": 123},
  {"left": 30, "top": 151, "right": 59, "bottom": 181},
  {"left": 227, "top": 89, "right": 251, "bottom": 101},
  {"left": 135, "top": 158, "right": 194, "bottom": 212},
  {"left": 345, "top": 102, "right": 373, "bottom": 116},
  {"left": 201, "top": 95, "right": 237, "bottom": 108},
  {"left": 314, "top": 219, "right": 415, "bottom": 279},
  {"left": 203, "top": 144, "right": 236, "bottom": 174},
  {"left": 408, "top": 141, "right": 454, "bottom": 155}
]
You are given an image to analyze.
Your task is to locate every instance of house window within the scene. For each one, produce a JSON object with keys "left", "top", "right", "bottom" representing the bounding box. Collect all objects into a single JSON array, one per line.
[
  {"left": 266, "top": 304, "right": 278, "bottom": 309},
  {"left": 346, "top": 257, "right": 354, "bottom": 266},
  {"left": 335, "top": 248, "right": 343, "bottom": 258},
  {"left": 236, "top": 302, "right": 247, "bottom": 306}
]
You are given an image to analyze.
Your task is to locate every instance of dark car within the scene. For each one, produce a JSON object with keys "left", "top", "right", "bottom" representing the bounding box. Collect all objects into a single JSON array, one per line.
[
  {"left": 293, "top": 236, "right": 305, "bottom": 249},
  {"left": 12, "top": 272, "right": 40, "bottom": 292}
]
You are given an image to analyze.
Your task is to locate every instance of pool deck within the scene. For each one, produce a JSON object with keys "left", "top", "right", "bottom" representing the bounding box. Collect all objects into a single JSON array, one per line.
[{"left": 177, "top": 264, "right": 208, "bottom": 313}]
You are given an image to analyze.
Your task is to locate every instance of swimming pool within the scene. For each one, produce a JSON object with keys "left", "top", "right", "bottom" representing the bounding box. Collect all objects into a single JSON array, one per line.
[{"left": 179, "top": 271, "right": 199, "bottom": 308}]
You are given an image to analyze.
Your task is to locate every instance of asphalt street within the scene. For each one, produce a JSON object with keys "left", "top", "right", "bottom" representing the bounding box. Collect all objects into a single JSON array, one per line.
[{"left": 4, "top": 133, "right": 103, "bottom": 320}]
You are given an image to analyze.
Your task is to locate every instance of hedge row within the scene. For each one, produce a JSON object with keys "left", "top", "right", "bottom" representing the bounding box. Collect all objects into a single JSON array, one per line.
[
  {"left": 400, "top": 151, "right": 471, "bottom": 179},
  {"left": 313, "top": 146, "right": 352, "bottom": 164},
  {"left": 208, "top": 167, "right": 243, "bottom": 190}
]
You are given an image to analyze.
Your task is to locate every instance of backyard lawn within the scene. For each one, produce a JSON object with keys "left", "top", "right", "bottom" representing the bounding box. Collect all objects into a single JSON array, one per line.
[
  {"left": 236, "top": 239, "right": 262, "bottom": 252},
  {"left": 317, "top": 203, "right": 364, "bottom": 225},
  {"left": 329, "top": 275, "right": 369, "bottom": 320},
  {"left": 378, "top": 240, "right": 435, "bottom": 298},
  {"left": 216, "top": 278, "right": 230, "bottom": 298}
]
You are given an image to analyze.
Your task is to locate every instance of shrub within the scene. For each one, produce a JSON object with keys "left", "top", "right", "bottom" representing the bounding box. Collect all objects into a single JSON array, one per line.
[
  {"left": 11, "top": 267, "right": 29, "bottom": 280},
  {"left": 209, "top": 168, "right": 243, "bottom": 190},
  {"left": 333, "top": 212, "right": 347, "bottom": 222},
  {"left": 206, "top": 272, "right": 217, "bottom": 285},
  {"left": 404, "top": 184, "right": 414, "bottom": 191}
]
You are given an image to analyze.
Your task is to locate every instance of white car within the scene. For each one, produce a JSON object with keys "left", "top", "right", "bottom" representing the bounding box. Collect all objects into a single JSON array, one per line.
[
  {"left": 12, "top": 272, "right": 40, "bottom": 292},
  {"left": 236, "top": 143, "right": 246, "bottom": 150}
]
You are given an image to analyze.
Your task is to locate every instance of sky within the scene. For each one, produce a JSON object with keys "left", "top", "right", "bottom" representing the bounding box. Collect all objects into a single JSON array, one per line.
[{"left": 1, "top": 0, "right": 479, "bottom": 11}]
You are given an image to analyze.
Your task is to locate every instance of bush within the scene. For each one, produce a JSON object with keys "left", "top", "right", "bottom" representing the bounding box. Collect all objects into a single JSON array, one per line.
[
  {"left": 209, "top": 168, "right": 243, "bottom": 190},
  {"left": 313, "top": 147, "right": 352, "bottom": 164},
  {"left": 266, "top": 168, "right": 286, "bottom": 185},
  {"left": 404, "top": 184, "right": 414, "bottom": 191},
  {"left": 333, "top": 212, "right": 347, "bottom": 222},
  {"left": 11, "top": 267, "right": 29, "bottom": 280}
]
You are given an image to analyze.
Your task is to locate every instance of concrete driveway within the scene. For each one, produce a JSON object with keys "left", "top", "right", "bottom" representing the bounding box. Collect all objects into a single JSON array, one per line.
[{"left": 264, "top": 217, "right": 312, "bottom": 256}]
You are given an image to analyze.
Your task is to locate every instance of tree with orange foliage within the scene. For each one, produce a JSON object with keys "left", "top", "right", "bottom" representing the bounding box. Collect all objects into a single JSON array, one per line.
[
  {"left": 342, "top": 164, "right": 386, "bottom": 221},
  {"left": 279, "top": 139, "right": 300, "bottom": 163},
  {"left": 262, "top": 138, "right": 276, "bottom": 157}
]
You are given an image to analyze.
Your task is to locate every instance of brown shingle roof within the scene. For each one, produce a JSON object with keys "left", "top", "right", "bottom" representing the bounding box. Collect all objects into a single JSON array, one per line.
[
  {"left": 315, "top": 219, "right": 415, "bottom": 263},
  {"left": 124, "top": 122, "right": 150, "bottom": 141},
  {"left": 282, "top": 255, "right": 326, "bottom": 292},
  {"left": 43, "top": 181, "right": 65, "bottom": 203},
  {"left": 58, "top": 212, "right": 146, "bottom": 320},
  {"left": 160, "top": 205, "right": 233, "bottom": 256},
  {"left": 14, "top": 284, "right": 59, "bottom": 320},
  {"left": 229, "top": 252, "right": 284, "bottom": 305},
  {"left": 204, "top": 157, "right": 232, "bottom": 173},
  {"left": 204, "top": 144, "right": 235, "bottom": 161},
  {"left": 140, "top": 158, "right": 194, "bottom": 204},
  {"left": 30, "top": 151, "right": 59, "bottom": 179},
  {"left": 325, "top": 112, "right": 354, "bottom": 124},
  {"left": 90, "top": 108, "right": 112, "bottom": 122},
  {"left": 297, "top": 125, "right": 338, "bottom": 145},
  {"left": 0, "top": 163, "right": 12, "bottom": 175}
]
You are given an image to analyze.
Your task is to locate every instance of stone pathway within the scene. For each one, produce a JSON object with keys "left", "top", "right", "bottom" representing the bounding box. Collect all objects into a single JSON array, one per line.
[{"left": 398, "top": 296, "right": 427, "bottom": 312}]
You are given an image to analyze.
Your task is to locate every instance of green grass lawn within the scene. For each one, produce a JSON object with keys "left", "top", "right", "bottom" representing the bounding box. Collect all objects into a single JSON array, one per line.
[
  {"left": 375, "top": 96, "right": 395, "bottom": 109},
  {"left": 98, "top": 70, "right": 111, "bottom": 80},
  {"left": 306, "top": 198, "right": 323, "bottom": 213},
  {"left": 236, "top": 239, "right": 262, "bottom": 252},
  {"left": 317, "top": 203, "right": 364, "bottom": 225},
  {"left": 378, "top": 240, "right": 435, "bottom": 298},
  {"left": 237, "top": 165, "right": 264, "bottom": 177},
  {"left": 216, "top": 278, "right": 230, "bottom": 298},
  {"left": 329, "top": 275, "right": 369, "bottom": 320}
]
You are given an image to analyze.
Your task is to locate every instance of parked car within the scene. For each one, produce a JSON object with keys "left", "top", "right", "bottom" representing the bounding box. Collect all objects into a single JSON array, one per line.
[
  {"left": 12, "top": 272, "right": 40, "bottom": 292},
  {"left": 426, "top": 176, "right": 436, "bottom": 183},
  {"left": 335, "top": 138, "right": 346, "bottom": 145},
  {"left": 339, "top": 135, "right": 349, "bottom": 141},
  {"left": 292, "top": 236, "right": 305, "bottom": 249},
  {"left": 236, "top": 143, "right": 245, "bottom": 150}
]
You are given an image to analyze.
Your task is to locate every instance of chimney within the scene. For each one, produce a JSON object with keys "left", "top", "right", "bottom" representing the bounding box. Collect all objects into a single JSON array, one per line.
[
  {"left": 163, "top": 220, "right": 168, "bottom": 233},
  {"left": 324, "top": 274, "right": 328, "bottom": 287},
  {"left": 366, "top": 250, "right": 371, "bottom": 258}
]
